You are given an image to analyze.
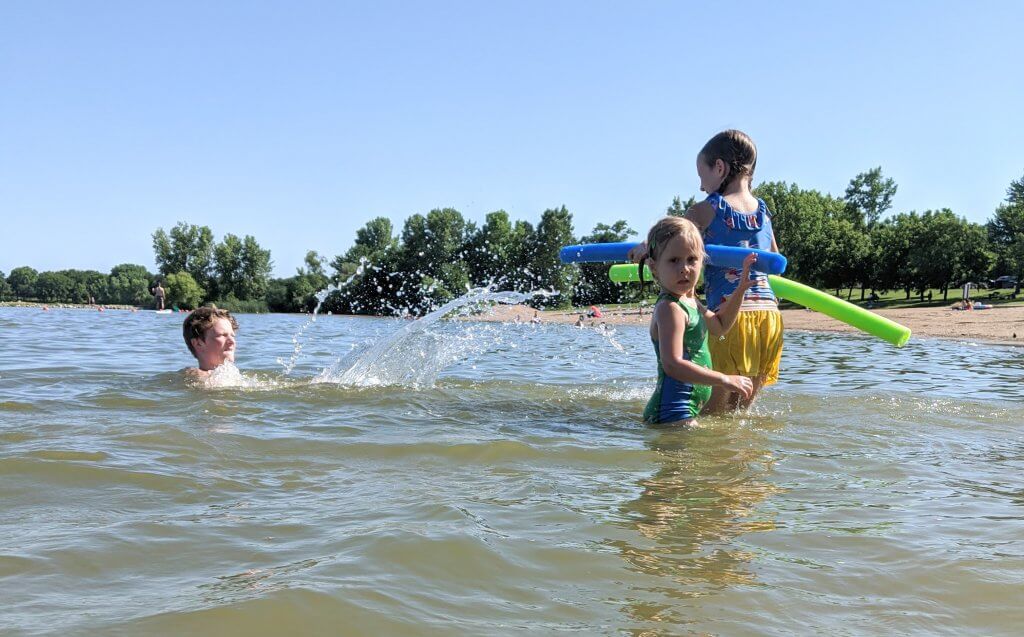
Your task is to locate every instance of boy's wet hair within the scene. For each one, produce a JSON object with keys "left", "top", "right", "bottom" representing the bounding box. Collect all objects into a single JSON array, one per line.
[
  {"left": 699, "top": 129, "right": 757, "bottom": 194},
  {"left": 183, "top": 307, "right": 238, "bottom": 358}
]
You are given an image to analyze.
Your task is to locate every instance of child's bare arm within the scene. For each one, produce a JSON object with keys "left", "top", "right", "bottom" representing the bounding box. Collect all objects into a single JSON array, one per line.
[
  {"left": 705, "top": 252, "right": 757, "bottom": 337},
  {"left": 684, "top": 201, "right": 715, "bottom": 232},
  {"left": 655, "top": 302, "right": 750, "bottom": 400}
]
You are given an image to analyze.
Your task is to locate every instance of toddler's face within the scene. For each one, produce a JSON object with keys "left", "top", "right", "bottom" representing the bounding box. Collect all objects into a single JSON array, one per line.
[{"left": 651, "top": 234, "right": 704, "bottom": 297}]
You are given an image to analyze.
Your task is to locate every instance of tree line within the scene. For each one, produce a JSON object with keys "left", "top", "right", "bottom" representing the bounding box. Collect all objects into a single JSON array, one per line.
[{"left": 2, "top": 171, "right": 1022, "bottom": 311}]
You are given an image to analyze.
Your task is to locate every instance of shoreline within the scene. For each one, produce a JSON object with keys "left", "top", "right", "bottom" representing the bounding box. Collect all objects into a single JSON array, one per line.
[
  {"left": 5, "top": 300, "right": 1021, "bottom": 347},
  {"left": 484, "top": 303, "right": 1024, "bottom": 346},
  {"left": 0, "top": 301, "right": 142, "bottom": 311}
]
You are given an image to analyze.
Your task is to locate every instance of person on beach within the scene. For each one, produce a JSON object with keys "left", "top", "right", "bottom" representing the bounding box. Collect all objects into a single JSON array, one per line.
[
  {"left": 182, "top": 307, "right": 238, "bottom": 380},
  {"left": 631, "top": 130, "right": 782, "bottom": 412},
  {"left": 152, "top": 280, "right": 166, "bottom": 310},
  {"left": 643, "top": 217, "right": 755, "bottom": 425}
]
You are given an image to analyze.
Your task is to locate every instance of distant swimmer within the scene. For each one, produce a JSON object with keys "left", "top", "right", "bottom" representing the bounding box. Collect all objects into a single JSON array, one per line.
[
  {"left": 182, "top": 307, "right": 238, "bottom": 381},
  {"left": 152, "top": 280, "right": 166, "bottom": 310}
]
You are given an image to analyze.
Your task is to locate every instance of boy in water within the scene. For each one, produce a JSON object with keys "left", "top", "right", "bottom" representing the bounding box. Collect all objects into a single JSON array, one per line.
[{"left": 183, "top": 307, "right": 238, "bottom": 380}]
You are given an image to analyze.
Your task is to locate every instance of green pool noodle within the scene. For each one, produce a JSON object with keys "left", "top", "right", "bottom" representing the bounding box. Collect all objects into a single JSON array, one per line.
[
  {"left": 608, "top": 266, "right": 910, "bottom": 347},
  {"left": 608, "top": 264, "right": 652, "bottom": 283},
  {"left": 608, "top": 263, "right": 702, "bottom": 286},
  {"left": 767, "top": 275, "right": 911, "bottom": 347}
]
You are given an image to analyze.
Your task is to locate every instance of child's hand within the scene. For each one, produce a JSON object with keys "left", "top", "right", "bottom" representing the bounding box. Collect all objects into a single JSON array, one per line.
[
  {"left": 721, "top": 374, "right": 753, "bottom": 399},
  {"left": 627, "top": 241, "right": 648, "bottom": 263},
  {"left": 735, "top": 253, "right": 757, "bottom": 293}
]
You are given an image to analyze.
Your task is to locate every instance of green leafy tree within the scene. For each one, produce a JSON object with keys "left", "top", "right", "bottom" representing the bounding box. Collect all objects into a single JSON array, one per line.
[
  {"left": 343, "top": 217, "right": 398, "bottom": 263},
  {"left": 506, "top": 220, "right": 537, "bottom": 293},
  {"left": 421, "top": 208, "right": 471, "bottom": 305},
  {"left": 237, "top": 235, "right": 273, "bottom": 300},
  {"left": 327, "top": 217, "right": 404, "bottom": 316},
  {"left": 466, "top": 210, "right": 514, "bottom": 285},
  {"left": 844, "top": 167, "right": 897, "bottom": 229},
  {"left": 289, "top": 275, "right": 321, "bottom": 312},
  {"left": 164, "top": 271, "right": 205, "bottom": 309},
  {"left": 816, "top": 218, "right": 873, "bottom": 297},
  {"left": 872, "top": 212, "right": 922, "bottom": 298},
  {"left": 211, "top": 234, "right": 272, "bottom": 301},
  {"left": 152, "top": 222, "right": 215, "bottom": 291},
  {"left": 272, "top": 250, "right": 332, "bottom": 313},
  {"left": 381, "top": 208, "right": 471, "bottom": 311},
  {"left": 7, "top": 266, "right": 38, "bottom": 300},
  {"left": 34, "top": 271, "right": 74, "bottom": 302},
  {"left": 956, "top": 222, "right": 993, "bottom": 290},
  {"left": 107, "top": 264, "right": 153, "bottom": 306},
  {"left": 302, "top": 250, "right": 328, "bottom": 279},
  {"left": 531, "top": 206, "right": 577, "bottom": 308},
  {"left": 666, "top": 196, "right": 698, "bottom": 217},
  {"left": 213, "top": 233, "right": 243, "bottom": 300},
  {"left": 265, "top": 278, "right": 293, "bottom": 312},
  {"left": 330, "top": 218, "right": 396, "bottom": 280},
  {"left": 755, "top": 181, "right": 845, "bottom": 287},
  {"left": 0, "top": 270, "right": 10, "bottom": 301},
  {"left": 573, "top": 221, "right": 638, "bottom": 305},
  {"left": 280, "top": 249, "right": 327, "bottom": 311},
  {"left": 1007, "top": 172, "right": 1024, "bottom": 207},
  {"left": 55, "top": 269, "right": 107, "bottom": 303},
  {"left": 987, "top": 173, "right": 1024, "bottom": 293},
  {"left": 910, "top": 210, "right": 990, "bottom": 301},
  {"left": 840, "top": 168, "right": 895, "bottom": 298}
]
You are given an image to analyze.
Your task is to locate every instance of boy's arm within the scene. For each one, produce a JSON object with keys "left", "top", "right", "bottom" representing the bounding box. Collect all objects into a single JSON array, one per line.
[{"left": 705, "top": 253, "right": 757, "bottom": 337}]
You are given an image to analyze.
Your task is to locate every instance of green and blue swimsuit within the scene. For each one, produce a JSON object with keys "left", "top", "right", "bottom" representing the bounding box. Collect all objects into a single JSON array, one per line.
[{"left": 644, "top": 294, "right": 713, "bottom": 424}]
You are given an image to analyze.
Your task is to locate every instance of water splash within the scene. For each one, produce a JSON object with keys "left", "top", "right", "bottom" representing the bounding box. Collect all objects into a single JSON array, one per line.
[
  {"left": 315, "top": 286, "right": 550, "bottom": 388},
  {"left": 592, "top": 322, "right": 626, "bottom": 352},
  {"left": 201, "top": 361, "right": 267, "bottom": 389},
  {"left": 278, "top": 261, "right": 368, "bottom": 375}
]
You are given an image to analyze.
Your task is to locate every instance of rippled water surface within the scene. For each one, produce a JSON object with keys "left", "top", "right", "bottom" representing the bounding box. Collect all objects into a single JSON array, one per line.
[{"left": 2, "top": 306, "right": 1024, "bottom": 636}]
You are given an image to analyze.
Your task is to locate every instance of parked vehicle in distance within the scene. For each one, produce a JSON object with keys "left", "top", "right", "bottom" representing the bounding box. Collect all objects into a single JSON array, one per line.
[{"left": 990, "top": 275, "right": 1019, "bottom": 289}]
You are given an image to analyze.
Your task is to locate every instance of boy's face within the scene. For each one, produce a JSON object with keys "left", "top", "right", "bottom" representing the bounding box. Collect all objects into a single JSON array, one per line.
[{"left": 192, "top": 317, "right": 236, "bottom": 370}]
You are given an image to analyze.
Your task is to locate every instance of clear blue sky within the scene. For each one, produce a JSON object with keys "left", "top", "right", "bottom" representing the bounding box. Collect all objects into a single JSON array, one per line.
[{"left": 2, "top": 1, "right": 1022, "bottom": 277}]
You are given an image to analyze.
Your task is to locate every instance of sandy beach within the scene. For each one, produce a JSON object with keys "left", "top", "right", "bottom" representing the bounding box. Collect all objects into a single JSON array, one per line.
[{"left": 490, "top": 303, "right": 1024, "bottom": 346}]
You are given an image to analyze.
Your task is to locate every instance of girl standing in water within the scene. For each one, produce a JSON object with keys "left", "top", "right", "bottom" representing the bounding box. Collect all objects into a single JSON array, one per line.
[{"left": 643, "top": 216, "right": 754, "bottom": 425}]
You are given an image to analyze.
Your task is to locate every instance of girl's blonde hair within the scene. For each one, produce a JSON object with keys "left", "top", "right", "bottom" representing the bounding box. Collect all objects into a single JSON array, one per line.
[
  {"left": 646, "top": 216, "right": 705, "bottom": 263},
  {"left": 699, "top": 129, "right": 757, "bottom": 194}
]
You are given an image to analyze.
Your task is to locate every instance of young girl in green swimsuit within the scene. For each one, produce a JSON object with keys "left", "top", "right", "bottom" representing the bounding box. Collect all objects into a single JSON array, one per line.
[{"left": 644, "top": 217, "right": 756, "bottom": 425}]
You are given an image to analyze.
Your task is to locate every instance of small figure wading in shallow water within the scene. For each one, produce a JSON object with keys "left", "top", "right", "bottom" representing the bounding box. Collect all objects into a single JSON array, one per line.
[
  {"left": 182, "top": 307, "right": 238, "bottom": 382},
  {"left": 643, "top": 217, "right": 755, "bottom": 426}
]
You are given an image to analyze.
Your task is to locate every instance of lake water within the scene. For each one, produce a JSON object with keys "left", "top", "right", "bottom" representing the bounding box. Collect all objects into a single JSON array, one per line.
[{"left": 2, "top": 305, "right": 1024, "bottom": 636}]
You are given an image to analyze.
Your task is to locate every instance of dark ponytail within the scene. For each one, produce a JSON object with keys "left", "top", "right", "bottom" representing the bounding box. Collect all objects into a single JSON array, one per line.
[{"left": 699, "top": 130, "right": 757, "bottom": 194}]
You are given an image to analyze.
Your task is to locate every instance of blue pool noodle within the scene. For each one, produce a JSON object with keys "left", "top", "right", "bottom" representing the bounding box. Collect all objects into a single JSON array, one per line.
[{"left": 559, "top": 242, "right": 787, "bottom": 274}]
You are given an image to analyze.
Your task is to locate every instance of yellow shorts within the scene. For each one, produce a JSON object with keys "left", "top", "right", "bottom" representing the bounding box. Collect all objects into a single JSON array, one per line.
[{"left": 708, "top": 309, "right": 783, "bottom": 386}]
